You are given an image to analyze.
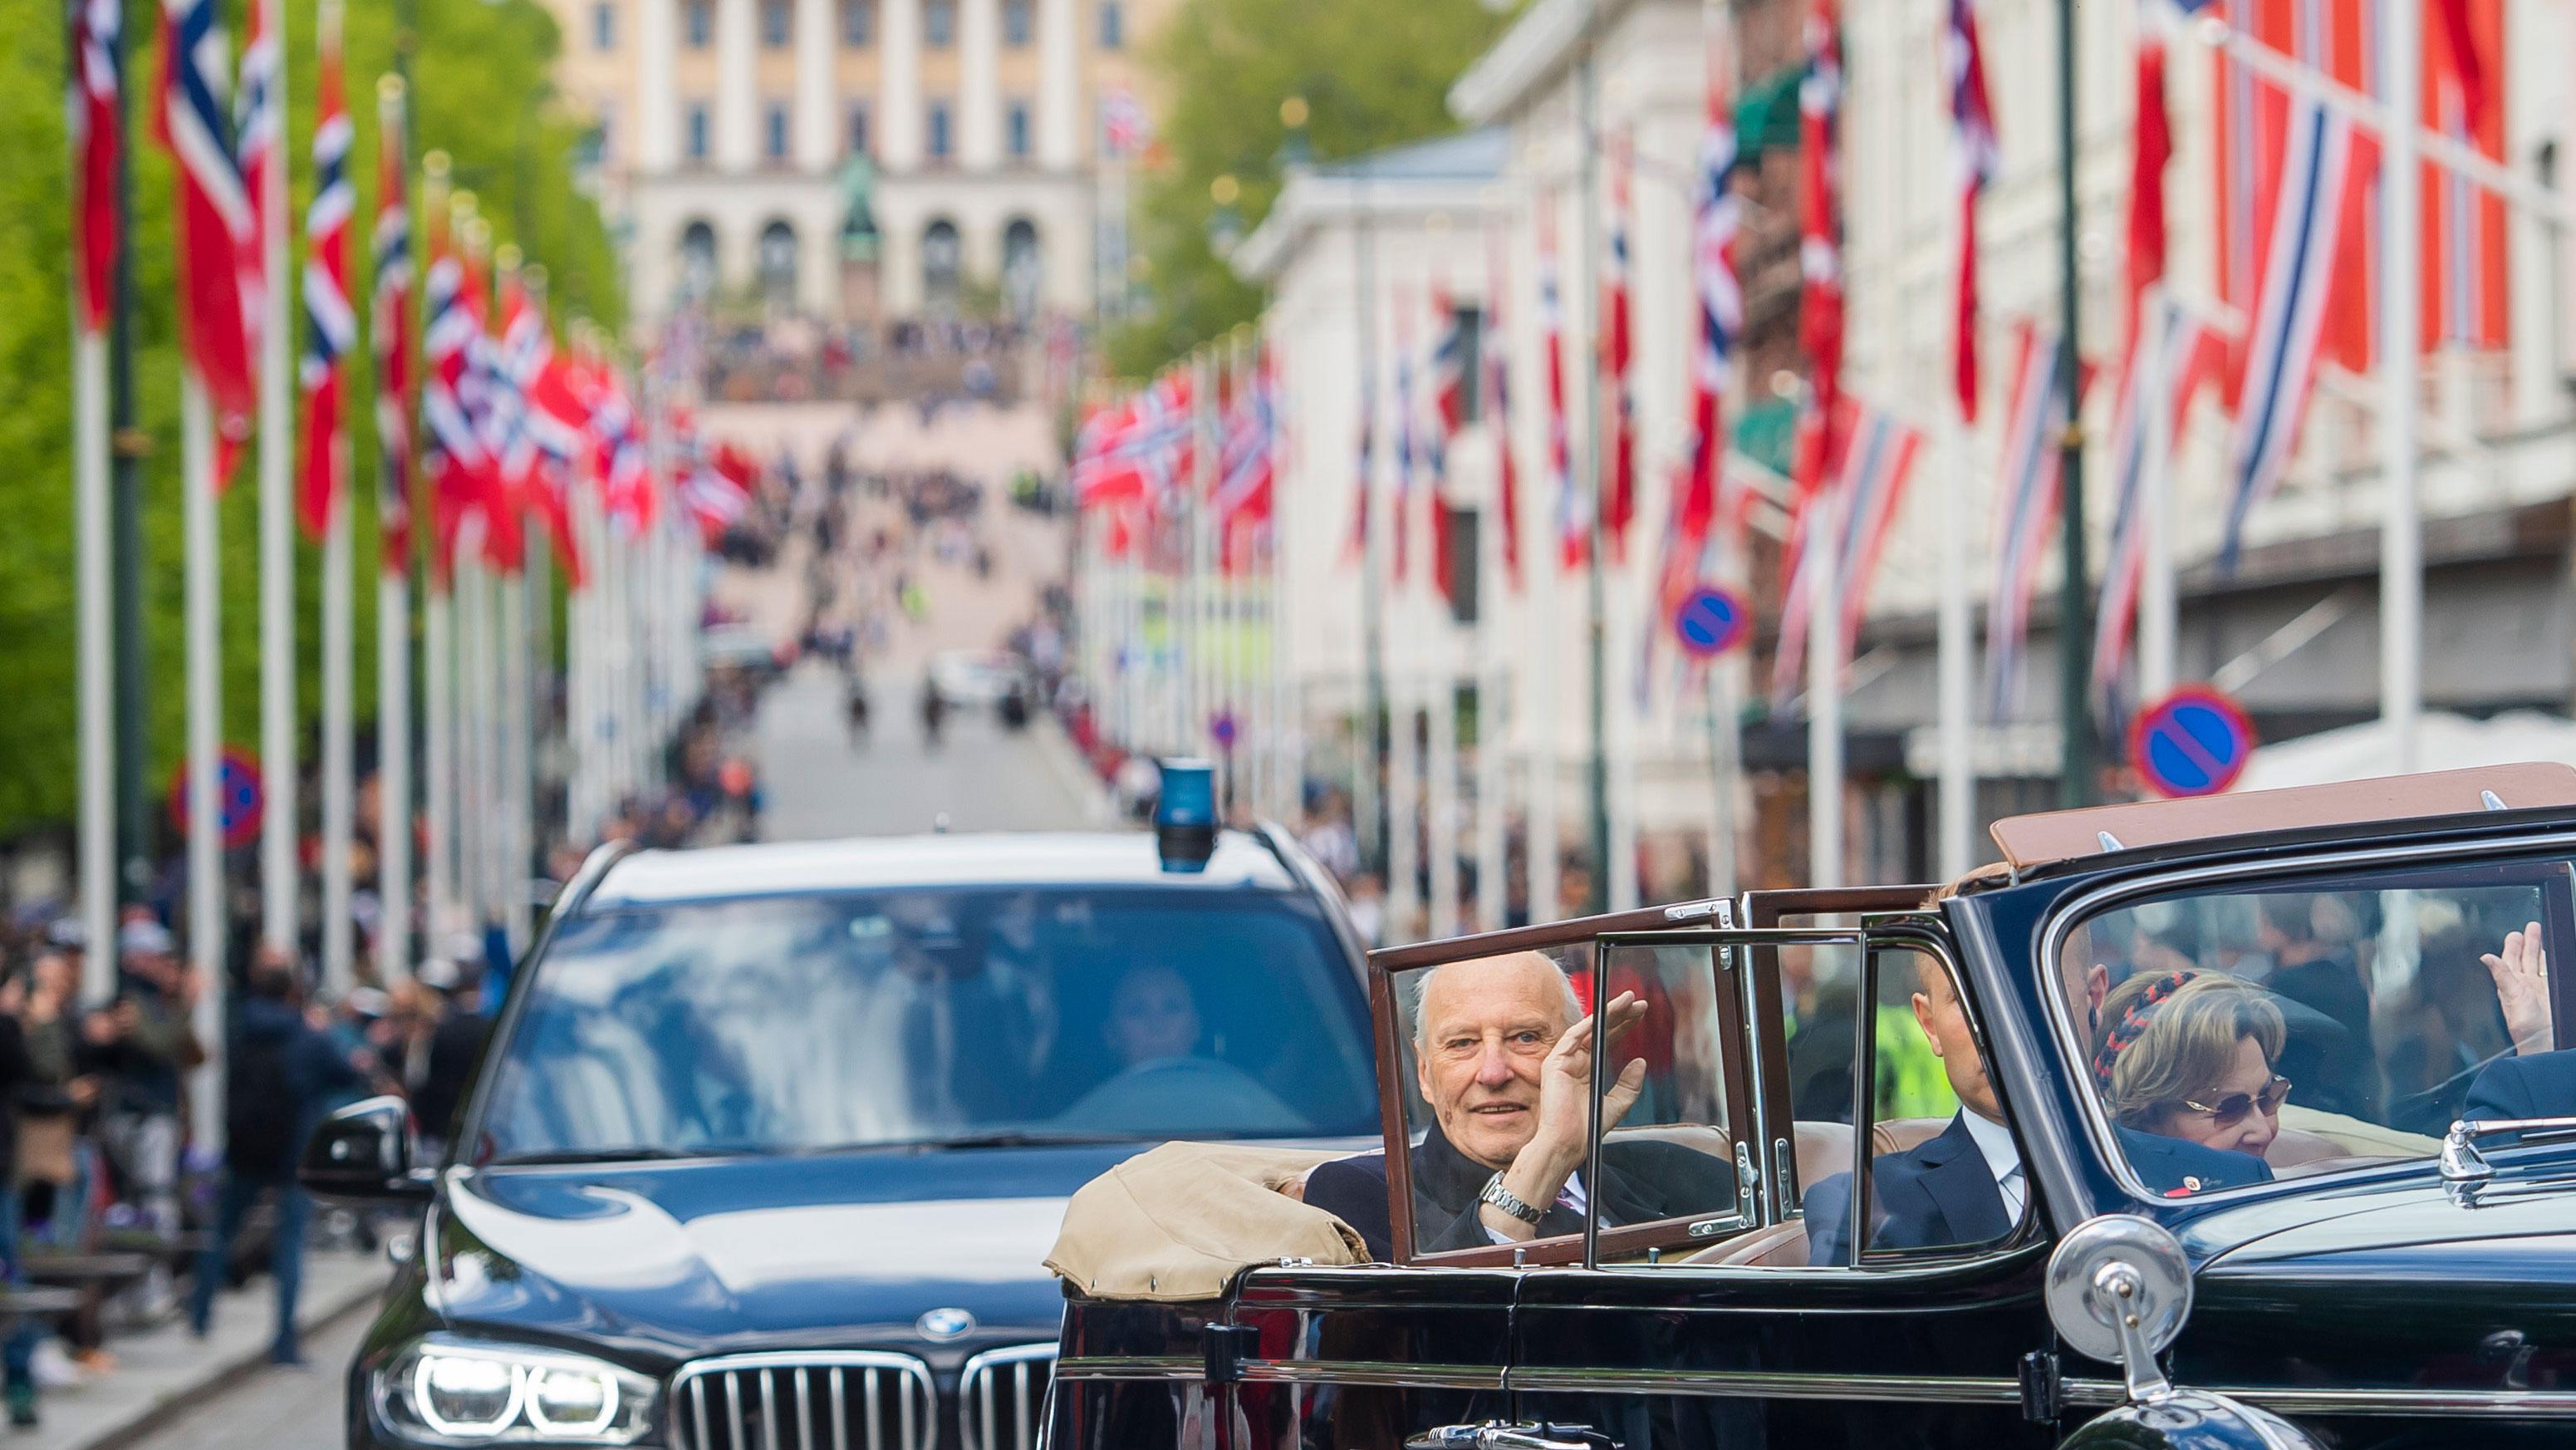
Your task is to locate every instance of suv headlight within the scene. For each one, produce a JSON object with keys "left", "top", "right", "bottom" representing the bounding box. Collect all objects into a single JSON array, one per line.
[{"left": 375, "top": 1334, "right": 658, "bottom": 1445}]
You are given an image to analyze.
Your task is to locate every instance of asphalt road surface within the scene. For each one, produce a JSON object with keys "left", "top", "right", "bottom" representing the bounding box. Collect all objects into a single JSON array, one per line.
[{"left": 125, "top": 1309, "right": 369, "bottom": 1450}]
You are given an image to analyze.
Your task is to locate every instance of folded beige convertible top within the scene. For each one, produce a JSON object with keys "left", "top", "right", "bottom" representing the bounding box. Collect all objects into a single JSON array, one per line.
[{"left": 1045, "top": 1142, "right": 1367, "bottom": 1301}]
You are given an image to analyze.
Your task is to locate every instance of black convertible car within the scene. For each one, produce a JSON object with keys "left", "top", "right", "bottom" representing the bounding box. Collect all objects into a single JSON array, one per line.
[
  {"left": 301, "top": 792, "right": 1376, "bottom": 1450},
  {"left": 1046, "top": 763, "right": 2576, "bottom": 1450}
]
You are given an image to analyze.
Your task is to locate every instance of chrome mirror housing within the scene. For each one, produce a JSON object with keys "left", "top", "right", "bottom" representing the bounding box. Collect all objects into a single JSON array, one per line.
[{"left": 2046, "top": 1215, "right": 2326, "bottom": 1450}]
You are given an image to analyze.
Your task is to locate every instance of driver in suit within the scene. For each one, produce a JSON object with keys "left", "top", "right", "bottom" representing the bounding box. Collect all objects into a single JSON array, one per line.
[
  {"left": 1807, "top": 954, "right": 2272, "bottom": 1266},
  {"left": 1304, "top": 951, "right": 1736, "bottom": 1261}
]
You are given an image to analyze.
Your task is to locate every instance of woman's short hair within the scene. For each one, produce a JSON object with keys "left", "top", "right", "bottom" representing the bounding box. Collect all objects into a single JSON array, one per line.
[{"left": 2093, "top": 970, "right": 2284, "bottom": 1129}]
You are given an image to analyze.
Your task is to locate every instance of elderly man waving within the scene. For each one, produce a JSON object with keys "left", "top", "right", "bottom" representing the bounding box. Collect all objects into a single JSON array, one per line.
[{"left": 1306, "top": 951, "right": 1736, "bottom": 1261}]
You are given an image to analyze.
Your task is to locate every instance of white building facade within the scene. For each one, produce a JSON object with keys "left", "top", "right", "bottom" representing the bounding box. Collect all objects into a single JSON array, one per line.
[{"left": 540, "top": 0, "right": 1173, "bottom": 327}]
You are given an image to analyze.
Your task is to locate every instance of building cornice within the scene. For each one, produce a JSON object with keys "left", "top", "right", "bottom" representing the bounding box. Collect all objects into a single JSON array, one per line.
[
  {"left": 1232, "top": 170, "right": 1502, "bottom": 283},
  {"left": 1448, "top": 0, "right": 1628, "bottom": 126}
]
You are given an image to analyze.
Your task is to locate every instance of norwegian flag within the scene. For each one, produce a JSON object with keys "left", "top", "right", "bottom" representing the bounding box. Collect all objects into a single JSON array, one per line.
[
  {"left": 1538, "top": 206, "right": 1583, "bottom": 571},
  {"left": 1342, "top": 362, "right": 1375, "bottom": 567},
  {"left": 2220, "top": 100, "right": 2353, "bottom": 568},
  {"left": 2093, "top": 296, "right": 2225, "bottom": 702},
  {"left": 71, "top": 0, "right": 121, "bottom": 332},
  {"left": 233, "top": 0, "right": 278, "bottom": 382},
  {"left": 1769, "top": 401, "right": 1922, "bottom": 705},
  {"left": 1947, "top": 0, "right": 1998, "bottom": 420},
  {"left": 499, "top": 280, "right": 589, "bottom": 587},
  {"left": 1641, "top": 47, "right": 1744, "bottom": 700},
  {"left": 373, "top": 79, "right": 413, "bottom": 576},
  {"left": 156, "top": 0, "right": 256, "bottom": 484},
  {"left": 679, "top": 435, "right": 756, "bottom": 542},
  {"left": 465, "top": 263, "right": 528, "bottom": 573},
  {"left": 1981, "top": 322, "right": 2088, "bottom": 719},
  {"left": 421, "top": 220, "right": 495, "bottom": 587},
  {"left": 296, "top": 21, "right": 353, "bottom": 541},
  {"left": 1391, "top": 301, "right": 1420, "bottom": 586},
  {"left": 1793, "top": 0, "right": 1847, "bottom": 503},
  {"left": 1214, "top": 347, "right": 1277, "bottom": 573},
  {"left": 1599, "top": 136, "right": 1636, "bottom": 558},
  {"left": 1485, "top": 227, "right": 1522, "bottom": 591},
  {"left": 1072, "top": 371, "right": 1195, "bottom": 509},
  {"left": 587, "top": 359, "right": 656, "bottom": 536}
]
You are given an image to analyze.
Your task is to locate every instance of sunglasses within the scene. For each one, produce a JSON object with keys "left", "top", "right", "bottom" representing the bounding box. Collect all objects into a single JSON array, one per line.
[{"left": 2179, "top": 1075, "right": 2292, "bottom": 1128}]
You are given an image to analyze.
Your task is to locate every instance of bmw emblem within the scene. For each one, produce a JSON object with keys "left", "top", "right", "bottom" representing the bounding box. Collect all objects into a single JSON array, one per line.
[{"left": 916, "top": 1308, "right": 976, "bottom": 1341}]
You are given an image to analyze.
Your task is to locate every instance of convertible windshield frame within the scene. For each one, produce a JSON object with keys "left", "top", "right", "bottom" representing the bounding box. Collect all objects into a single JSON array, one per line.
[
  {"left": 458, "top": 879, "right": 1377, "bottom": 1164},
  {"left": 2034, "top": 827, "right": 2576, "bottom": 1214}
]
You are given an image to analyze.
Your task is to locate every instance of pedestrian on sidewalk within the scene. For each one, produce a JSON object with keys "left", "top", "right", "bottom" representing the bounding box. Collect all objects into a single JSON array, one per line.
[
  {"left": 92, "top": 918, "right": 195, "bottom": 1310},
  {"left": 0, "top": 963, "right": 49, "bottom": 1423},
  {"left": 189, "top": 947, "right": 384, "bottom": 1365}
]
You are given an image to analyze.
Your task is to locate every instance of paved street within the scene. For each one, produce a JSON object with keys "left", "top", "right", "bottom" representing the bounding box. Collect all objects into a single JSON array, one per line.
[{"left": 121, "top": 1311, "right": 370, "bottom": 1450}]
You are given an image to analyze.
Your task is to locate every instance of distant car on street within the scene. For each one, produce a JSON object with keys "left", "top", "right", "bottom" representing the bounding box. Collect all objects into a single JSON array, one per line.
[
  {"left": 302, "top": 786, "right": 1373, "bottom": 1450},
  {"left": 927, "top": 648, "right": 1033, "bottom": 710}
]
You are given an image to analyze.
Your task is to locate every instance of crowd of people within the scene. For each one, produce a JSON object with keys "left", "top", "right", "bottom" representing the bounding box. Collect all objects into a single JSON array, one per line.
[{"left": 702, "top": 315, "right": 1035, "bottom": 406}]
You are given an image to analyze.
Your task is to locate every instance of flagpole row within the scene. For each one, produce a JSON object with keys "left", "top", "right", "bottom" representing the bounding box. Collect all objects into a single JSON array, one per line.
[{"left": 253, "top": 0, "right": 297, "bottom": 956}]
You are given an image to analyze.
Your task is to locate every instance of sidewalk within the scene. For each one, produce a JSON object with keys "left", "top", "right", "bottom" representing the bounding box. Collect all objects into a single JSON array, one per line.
[{"left": 16, "top": 1247, "right": 390, "bottom": 1450}]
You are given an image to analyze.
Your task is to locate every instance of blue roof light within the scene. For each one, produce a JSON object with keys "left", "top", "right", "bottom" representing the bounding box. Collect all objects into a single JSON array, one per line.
[{"left": 1154, "top": 758, "right": 1218, "bottom": 872}]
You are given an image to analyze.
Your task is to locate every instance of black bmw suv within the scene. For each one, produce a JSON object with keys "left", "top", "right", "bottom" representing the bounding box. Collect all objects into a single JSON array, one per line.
[{"left": 302, "top": 819, "right": 1376, "bottom": 1450}]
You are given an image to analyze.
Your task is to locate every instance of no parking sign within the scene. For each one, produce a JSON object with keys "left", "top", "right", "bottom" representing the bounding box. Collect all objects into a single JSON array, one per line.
[
  {"left": 1671, "top": 586, "right": 1749, "bottom": 661},
  {"left": 168, "top": 747, "right": 265, "bottom": 851},
  {"left": 2129, "top": 686, "right": 2256, "bottom": 799}
]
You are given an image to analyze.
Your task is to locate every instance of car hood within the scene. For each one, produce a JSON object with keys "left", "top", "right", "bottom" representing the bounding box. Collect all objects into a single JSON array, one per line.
[
  {"left": 426, "top": 1143, "right": 1149, "bottom": 1368},
  {"left": 2176, "top": 1159, "right": 2576, "bottom": 1392}
]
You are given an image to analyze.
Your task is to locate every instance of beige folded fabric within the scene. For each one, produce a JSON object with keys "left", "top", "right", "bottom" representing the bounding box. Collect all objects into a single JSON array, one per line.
[{"left": 1045, "top": 1142, "right": 1368, "bottom": 1301}]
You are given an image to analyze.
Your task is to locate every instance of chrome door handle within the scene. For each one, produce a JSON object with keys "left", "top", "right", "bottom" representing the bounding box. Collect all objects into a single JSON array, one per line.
[{"left": 1406, "top": 1423, "right": 1617, "bottom": 1450}]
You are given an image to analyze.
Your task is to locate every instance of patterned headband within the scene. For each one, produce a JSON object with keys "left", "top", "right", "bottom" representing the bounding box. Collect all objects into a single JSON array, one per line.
[{"left": 2089, "top": 969, "right": 2198, "bottom": 1091}]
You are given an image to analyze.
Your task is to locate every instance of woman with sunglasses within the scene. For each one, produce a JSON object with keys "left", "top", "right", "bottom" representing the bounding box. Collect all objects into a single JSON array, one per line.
[{"left": 2094, "top": 970, "right": 2290, "bottom": 1160}]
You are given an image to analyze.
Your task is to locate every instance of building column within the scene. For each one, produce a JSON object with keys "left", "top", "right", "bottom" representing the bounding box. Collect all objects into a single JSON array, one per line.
[
  {"left": 638, "top": 0, "right": 680, "bottom": 170},
  {"left": 714, "top": 0, "right": 758, "bottom": 171},
  {"left": 881, "top": 0, "right": 923, "bottom": 170},
  {"left": 795, "top": 0, "right": 836, "bottom": 170},
  {"left": 959, "top": 0, "right": 1001, "bottom": 169},
  {"left": 1037, "top": 0, "right": 1077, "bottom": 170}
]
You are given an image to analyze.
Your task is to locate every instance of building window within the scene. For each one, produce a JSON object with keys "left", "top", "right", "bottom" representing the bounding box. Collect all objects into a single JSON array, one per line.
[
  {"left": 684, "top": 0, "right": 709, "bottom": 47},
  {"left": 841, "top": 0, "right": 871, "bottom": 45},
  {"left": 927, "top": 101, "right": 953, "bottom": 161},
  {"left": 1003, "top": 0, "right": 1030, "bottom": 45},
  {"left": 685, "top": 102, "right": 709, "bottom": 161},
  {"left": 1006, "top": 100, "right": 1030, "bottom": 160},
  {"left": 591, "top": 1, "right": 615, "bottom": 50},
  {"left": 925, "top": 0, "right": 954, "bottom": 45},
  {"left": 847, "top": 101, "right": 871, "bottom": 156},
  {"left": 761, "top": 0, "right": 789, "bottom": 45},
  {"left": 591, "top": 104, "right": 616, "bottom": 165},
  {"left": 765, "top": 102, "right": 789, "bottom": 160},
  {"left": 1097, "top": 0, "right": 1121, "bottom": 48}
]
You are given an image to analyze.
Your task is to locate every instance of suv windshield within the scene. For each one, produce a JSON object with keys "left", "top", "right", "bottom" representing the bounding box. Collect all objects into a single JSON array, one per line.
[{"left": 472, "top": 887, "right": 1377, "bottom": 1161}]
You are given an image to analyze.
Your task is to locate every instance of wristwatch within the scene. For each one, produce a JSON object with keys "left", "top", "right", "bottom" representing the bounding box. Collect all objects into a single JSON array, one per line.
[{"left": 1478, "top": 1172, "right": 1546, "bottom": 1226}]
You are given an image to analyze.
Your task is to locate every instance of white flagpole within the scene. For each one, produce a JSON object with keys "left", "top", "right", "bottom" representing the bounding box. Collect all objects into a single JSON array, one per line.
[
  {"left": 1427, "top": 657, "right": 1460, "bottom": 937},
  {"left": 322, "top": 424, "right": 356, "bottom": 993},
  {"left": 501, "top": 548, "right": 532, "bottom": 951},
  {"left": 1474, "top": 340, "right": 1508, "bottom": 930},
  {"left": 375, "top": 82, "right": 414, "bottom": 986},
  {"left": 1526, "top": 506, "right": 1560, "bottom": 921},
  {"left": 1937, "top": 412, "right": 1975, "bottom": 879},
  {"left": 183, "top": 376, "right": 227, "bottom": 1148},
  {"left": 1808, "top": 483, "right": 1844, "bottom": 890},
  {"left": 2138, "top": 289, "right": 2178, "bottom": 698},
  {"left": 424, "top": 576, "right": 454, "bottom": 947},
  {"left": 457, "top": 548, "right": 488, "bottom": 934},
  {"left": 1607, "top": 582, "right": 1639, "bottom": 912},
  {"left": 75, "top": 322, "right": 115, "bottom": 1000},
  {"left": 2378, "top": 0, "right": 2423, "bottom": 774},
  {"left": 256, "top": 0, "right": 297, "bottom": 956}
]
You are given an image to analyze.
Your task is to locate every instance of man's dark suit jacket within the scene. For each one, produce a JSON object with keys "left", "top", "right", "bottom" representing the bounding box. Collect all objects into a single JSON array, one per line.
[
  {"left": 1304, "top": 1120, "right": 1739, "bottom": 1262},
  {"left": 2465, "top": 1049, "right": 2576, "bottom": 1122},
  {"left": 1803, "top": 1114, "right": 2275, "bottom": 1266}
]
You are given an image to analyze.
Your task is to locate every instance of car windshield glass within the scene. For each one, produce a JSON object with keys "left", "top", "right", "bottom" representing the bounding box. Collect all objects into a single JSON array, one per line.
[
  {"left": 473, "top": 887, "right": 1376, "bottom": 1160},
  {"left": 2063, "top": 858, "right": 2576, "bottom": 1196}
]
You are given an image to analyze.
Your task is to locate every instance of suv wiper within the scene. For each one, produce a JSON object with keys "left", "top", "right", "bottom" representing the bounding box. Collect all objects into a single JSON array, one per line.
[{"left": 487, "top": 1146, "right": 746, "bottom": 1167}]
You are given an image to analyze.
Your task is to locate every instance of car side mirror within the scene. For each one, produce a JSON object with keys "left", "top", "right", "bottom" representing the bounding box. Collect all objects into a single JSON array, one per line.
[{"left": 299, "top": 1096, "right": 434, "bottom": 1203}]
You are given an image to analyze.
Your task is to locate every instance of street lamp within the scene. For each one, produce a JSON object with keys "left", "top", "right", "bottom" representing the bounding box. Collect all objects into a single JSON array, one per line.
[{"left": 1277, "top": 96, "right": 1312, "bottom": 170}]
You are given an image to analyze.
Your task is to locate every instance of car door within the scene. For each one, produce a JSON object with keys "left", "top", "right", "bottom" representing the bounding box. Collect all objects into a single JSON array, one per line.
[{"left": 1503, "top": 895, "right": 2062, "bottom": 1450}]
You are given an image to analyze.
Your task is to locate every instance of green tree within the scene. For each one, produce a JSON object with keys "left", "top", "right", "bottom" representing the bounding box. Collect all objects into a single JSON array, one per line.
[
  {"left": 0, "top": 0, "right": 621, "bottom": 844},
  {"left": 1105, "top": 0, "right": 1509, "bottom": 380}
]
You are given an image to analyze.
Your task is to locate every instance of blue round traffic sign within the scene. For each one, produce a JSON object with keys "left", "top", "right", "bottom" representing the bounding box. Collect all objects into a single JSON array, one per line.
[
  {"left": 1671, "top": 586, "right": 1749, "bottom": 661},
  {"left": 2129, "top": 686, "right": 2256, "bottom": 799},
  {"left": 168, "top": 747, "right": 265, "bottom": 851}
]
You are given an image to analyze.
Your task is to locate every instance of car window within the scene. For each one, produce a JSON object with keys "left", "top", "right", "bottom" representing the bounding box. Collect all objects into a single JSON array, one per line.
[
  {"left": 2060, "top": 857, "right": 2576, "bottom": 1198},
  {"left": 472, "top": 887, "right": 1377, "bottom": 1161}
]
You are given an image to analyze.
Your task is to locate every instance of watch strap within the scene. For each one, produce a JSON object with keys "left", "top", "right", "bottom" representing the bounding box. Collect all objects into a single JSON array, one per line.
[{"left": 1479, "top": 1172, "right": 1545, "bottom": 1226}]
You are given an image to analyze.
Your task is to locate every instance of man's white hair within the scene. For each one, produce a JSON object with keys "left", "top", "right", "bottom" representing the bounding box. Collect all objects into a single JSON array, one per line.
[{"left": 1410, "top": 953, "right": 1583, "bottom": 1050}]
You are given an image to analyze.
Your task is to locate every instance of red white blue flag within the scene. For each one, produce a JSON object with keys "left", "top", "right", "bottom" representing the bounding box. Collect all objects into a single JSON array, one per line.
[
  {"left": 233, "top": 0, "right": 278, "bottom": 382},
  {"left": 1215, "top": 347, "right": 1277, "bottom": 574},
  {"left": 1538, "top": 205, "right": 1583, "bottom": 570},
  {"left": 2220, "top": 99, "right": 2353, "bottom": 568},
  {"left": 155, "top": 0, "right": 256, "bottom": 484},
  {"left": 1484, "top": 226, "right": 1522, "bottom": 591},
  {"left": 297, "top": 17, "right": 353, "bottom": 540},
  {"left": 1947, "top": 0, "right": 1998, "bottom": 420},
  {"left": 1769, "top": 401, "right": 1921, "bottom": 704},
  {"left": 1982, "top": 322, "right": 2082, "bottom": 718},
  {"left": 1793, "top": 0, "right": 1846, "bottom": 502},
  {"left": 1600, "top": 136, "right": 1636, "bottom": 558},
  {"left": 71, "top": 0, "right": 121, "bottom": 332},
  {"left": 1391, "top": 297, "right": 1418, "bottom": 587},
  {"left": 373, "top": 78, "right": 413, "bottom": 575},
  {"left": 2093, "top": 296, "right": 2224, "bottom": 701},
  {"left": 421, "top": 219, "right": 493, "bottom": 587}
]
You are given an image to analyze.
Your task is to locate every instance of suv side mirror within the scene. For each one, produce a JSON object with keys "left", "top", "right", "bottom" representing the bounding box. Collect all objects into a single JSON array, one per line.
[{"left": 300, "top": 1096, "right": 434, "bottom": 1203}]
